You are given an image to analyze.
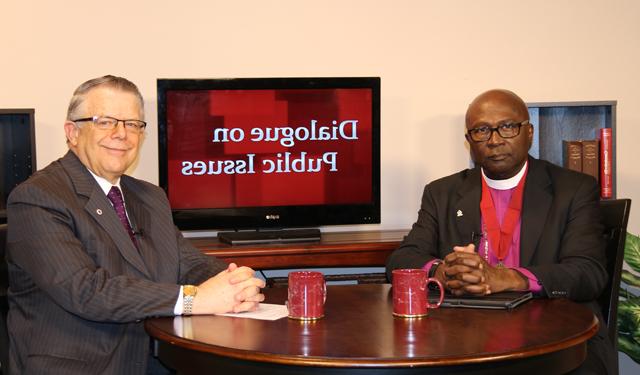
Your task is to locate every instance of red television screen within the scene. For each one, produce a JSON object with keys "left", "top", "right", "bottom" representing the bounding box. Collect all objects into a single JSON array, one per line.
[{"left": 158, "top": 78, "right": 380, "bottom": 231}]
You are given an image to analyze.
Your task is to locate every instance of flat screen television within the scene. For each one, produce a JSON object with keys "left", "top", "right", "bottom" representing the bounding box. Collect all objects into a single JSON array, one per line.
[{"left": 157, "top": 77, "right": 380, "bottom": 243}]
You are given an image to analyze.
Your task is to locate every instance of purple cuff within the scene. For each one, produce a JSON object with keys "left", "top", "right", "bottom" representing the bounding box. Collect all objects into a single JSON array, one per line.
[{"left": 514, "top": 267, "right": 542, "bottom": 293}]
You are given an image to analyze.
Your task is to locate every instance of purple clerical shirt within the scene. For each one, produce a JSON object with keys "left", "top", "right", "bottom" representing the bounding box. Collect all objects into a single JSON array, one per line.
[
  {"left": 423, "top": 178, "right": 542, "bottom": 293},
  {"left": 480, "top": 186, "right": 541, "bottom": 292}
]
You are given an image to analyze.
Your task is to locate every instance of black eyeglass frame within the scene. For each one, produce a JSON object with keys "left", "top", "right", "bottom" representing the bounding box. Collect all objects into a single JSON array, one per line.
[
  {"left": 72, "top": 115, "right": 147, "bottom": 132},
  {"left": 465, "top": 120, "right": 530, "bottom": 142}
]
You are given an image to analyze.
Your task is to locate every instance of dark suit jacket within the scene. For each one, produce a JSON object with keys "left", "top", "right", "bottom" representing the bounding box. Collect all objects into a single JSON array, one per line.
[
  {"left": 6, "top": 151, "right": 228, "bottom": 374},
  {"left": 386, "top": 157, "right": 614, "bottom": 372}
]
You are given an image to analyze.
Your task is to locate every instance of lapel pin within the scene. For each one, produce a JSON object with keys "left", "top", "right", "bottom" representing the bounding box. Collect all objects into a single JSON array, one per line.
[
  {"left": 456, "top": 210, "right": 463, "bottom": 217},
  {"left": 96, "top": 208, "right": 103, "bottom": 215}
]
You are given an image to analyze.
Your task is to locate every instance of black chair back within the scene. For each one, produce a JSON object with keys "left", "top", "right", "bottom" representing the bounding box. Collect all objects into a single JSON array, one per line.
[
  {"left": 0, "top": 224, "right": 7, "bottom": 297},
  {"left": 0, "top": 223, "right": 8, "bottom": 374},
  {"left": 597, "top": 199, "right": 631, "bottom": 351}
]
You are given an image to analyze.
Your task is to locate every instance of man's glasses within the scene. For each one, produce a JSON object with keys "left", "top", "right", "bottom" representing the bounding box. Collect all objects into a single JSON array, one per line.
[
  {"left": 72, "top": 116, "right": 147, "bottom": 134},
  {"left": 466, "top": 120, "right": 529, "bottom": 142}
]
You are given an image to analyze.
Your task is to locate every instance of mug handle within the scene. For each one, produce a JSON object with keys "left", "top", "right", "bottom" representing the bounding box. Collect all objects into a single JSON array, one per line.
[
  {"left": 322, "top": 281, "right": 327, "bottom": 304},
  {"left": 425, "top": 277, "right": 445, "bottom": 309}
]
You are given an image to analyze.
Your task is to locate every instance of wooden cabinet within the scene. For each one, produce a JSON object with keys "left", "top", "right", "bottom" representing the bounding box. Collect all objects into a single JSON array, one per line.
[{"left": 188, "top": 230, "right": 407, "bottom": 270}]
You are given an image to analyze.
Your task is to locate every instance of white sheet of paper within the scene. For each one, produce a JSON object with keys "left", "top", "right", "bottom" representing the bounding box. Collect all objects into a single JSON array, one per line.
[{"left": 217, "top": 303, "right": 288, "bottom": 321}]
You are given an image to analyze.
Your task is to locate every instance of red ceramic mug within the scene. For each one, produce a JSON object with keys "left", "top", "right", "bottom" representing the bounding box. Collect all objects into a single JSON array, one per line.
[
  {"left": 287, "top": 271, "right": 326, "bottom": 320},
  {"left": 392, "top": 269, "right": 444, "bottom": 318}
]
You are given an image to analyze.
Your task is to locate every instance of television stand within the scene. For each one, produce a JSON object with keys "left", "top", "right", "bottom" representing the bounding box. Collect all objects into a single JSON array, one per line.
[
  {"left": 217, "top": 228, "right": 321, "bottom": 245},
  {"left": 189, "top": 229, "right": 407, "bottom": 269}
]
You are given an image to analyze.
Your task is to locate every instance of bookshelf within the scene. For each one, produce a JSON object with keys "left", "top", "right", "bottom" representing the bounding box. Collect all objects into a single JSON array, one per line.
[{"left": 527, "top": 101, "right": 616, "bottom": 198}]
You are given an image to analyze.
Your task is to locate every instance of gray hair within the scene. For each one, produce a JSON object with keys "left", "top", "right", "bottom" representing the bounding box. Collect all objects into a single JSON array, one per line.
[{"left": 66, "top": 75, "right": 144, "bottom": 120}]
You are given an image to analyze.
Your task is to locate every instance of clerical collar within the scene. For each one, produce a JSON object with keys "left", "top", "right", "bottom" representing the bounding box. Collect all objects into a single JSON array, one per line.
[{"left": 481, "top": 161, "right": 528, "bottom": 190}]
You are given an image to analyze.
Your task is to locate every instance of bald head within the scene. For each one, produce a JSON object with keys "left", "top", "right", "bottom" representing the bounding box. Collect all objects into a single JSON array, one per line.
[
  {"left": 464, "top": 89, "right": 533, "bottom": 180},
  {"left": 465, "top": 89, "right": 529, "bottom": 127}
]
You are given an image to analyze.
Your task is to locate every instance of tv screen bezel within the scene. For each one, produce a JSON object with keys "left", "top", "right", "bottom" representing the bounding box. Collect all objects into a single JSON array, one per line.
[{"left": 157, "top": 77, "right": 381, "bottom": 231}]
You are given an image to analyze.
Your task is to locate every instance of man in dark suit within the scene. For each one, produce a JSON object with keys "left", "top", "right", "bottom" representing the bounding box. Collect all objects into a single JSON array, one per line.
[
  {"left": 386, "top": 89, "right": 615, "bottom": 374},
  {"left": 6, "top": 75, "right": 265, "bottom": 374}
]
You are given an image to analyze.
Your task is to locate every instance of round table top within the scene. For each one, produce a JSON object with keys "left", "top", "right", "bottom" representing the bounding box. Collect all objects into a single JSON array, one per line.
[{"left": 145, "top": 284, "right": 598, "bottom": 369}]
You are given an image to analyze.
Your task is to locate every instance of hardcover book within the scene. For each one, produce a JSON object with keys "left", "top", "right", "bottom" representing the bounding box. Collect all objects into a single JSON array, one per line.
[
  {"left": 581, "top": 140, "right": 599, "bottom": 182},
  {"left": 599, "top": 128, "right": 613, "bottom": 198},
  {"left": 562, "top": 140, "right": 583, "bottom": 173}
]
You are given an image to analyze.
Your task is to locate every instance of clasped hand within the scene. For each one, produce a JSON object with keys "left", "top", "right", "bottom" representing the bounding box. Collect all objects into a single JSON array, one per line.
[
  {"left": 192, "top": 263, "right": 266, "bottom": 315},
  {"left": 437, "top": 244, "right": 526, "bottom": 296}
]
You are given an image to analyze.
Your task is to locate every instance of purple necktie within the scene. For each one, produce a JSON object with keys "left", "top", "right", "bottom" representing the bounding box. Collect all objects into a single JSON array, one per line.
[{"left": 107, "top": 186, "right": 138, "bottom": 247}]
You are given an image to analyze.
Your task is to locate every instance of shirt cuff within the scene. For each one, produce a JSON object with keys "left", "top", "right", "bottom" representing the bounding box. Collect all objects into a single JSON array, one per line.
[
  {"left": 513, "top": 267, "right": 542, "bottom": 293},
  {"left": 174, "top": 286, "right": 184, "bottom": 315}
]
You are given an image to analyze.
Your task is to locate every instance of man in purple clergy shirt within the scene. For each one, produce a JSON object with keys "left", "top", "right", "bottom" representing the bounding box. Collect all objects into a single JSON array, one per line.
[{"left": 386, "top": 89, "right": 615, "bottom": 374}]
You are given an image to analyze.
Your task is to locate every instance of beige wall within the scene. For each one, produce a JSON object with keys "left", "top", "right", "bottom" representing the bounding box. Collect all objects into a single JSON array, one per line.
[{"left": 2, "top": 0, "right": 639, "bottom": 232}]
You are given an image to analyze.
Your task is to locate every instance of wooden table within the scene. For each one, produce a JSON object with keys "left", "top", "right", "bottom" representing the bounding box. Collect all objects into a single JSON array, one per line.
[
  {"left": 188, "top": 230, "right": 407, "bottom": 269},
  {"left": 145, "top": 284, "right": 598, "bottom": 375}
]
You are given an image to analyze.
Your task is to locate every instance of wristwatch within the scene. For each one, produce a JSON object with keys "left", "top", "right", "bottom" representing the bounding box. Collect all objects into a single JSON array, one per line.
[
  {"left": 429, "top": 261, "right": 443, "bottom": 279},
  {"left": 183, "top": 285, "right": 198, "bottom": 315}
]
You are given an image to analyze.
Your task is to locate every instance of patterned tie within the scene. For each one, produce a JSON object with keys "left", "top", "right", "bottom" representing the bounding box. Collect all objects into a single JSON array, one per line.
[{"left": 107, "top": 186, "right": 138, "bottom": 247}]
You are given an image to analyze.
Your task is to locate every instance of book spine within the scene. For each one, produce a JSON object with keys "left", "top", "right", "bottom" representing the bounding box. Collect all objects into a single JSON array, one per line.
[
  {"left": 599, "top": 128, "right": 613, "bottom": 198},
  {"left": 581, "top": 140, "right": 599, "bottom": 182},
  {"left": 562, "top": 140, "right": 582, "bottom": 172}
]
